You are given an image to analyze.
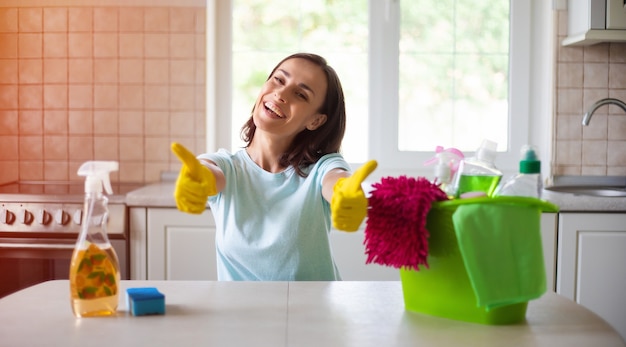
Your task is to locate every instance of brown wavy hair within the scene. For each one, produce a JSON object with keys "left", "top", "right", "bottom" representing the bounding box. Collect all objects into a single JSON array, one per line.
[{"left": 241, "top": 53, "right": 346, "bottom": 177}]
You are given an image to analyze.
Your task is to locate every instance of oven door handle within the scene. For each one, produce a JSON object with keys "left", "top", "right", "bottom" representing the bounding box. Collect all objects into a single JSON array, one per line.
[{"left": 0, "top": 243, "right": 75, "bottom": 250}]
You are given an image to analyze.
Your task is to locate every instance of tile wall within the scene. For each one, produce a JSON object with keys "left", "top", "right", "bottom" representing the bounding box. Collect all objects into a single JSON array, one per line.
[
  {"left": 554, "top": 10, "right": 626, "bottom": 176},
  {"left": 0, "top": 1, "right": 206, "bottom": 184}
]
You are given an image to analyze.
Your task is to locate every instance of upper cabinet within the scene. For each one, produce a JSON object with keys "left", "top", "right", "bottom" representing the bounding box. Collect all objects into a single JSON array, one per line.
[{"left": 563, "top": 0, "right": 626, "bottom": 46}]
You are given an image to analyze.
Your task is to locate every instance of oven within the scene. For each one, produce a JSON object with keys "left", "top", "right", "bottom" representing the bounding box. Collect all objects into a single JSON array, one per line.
[{"left": 0, "top": 181, "right": 139, "bottom": 298}]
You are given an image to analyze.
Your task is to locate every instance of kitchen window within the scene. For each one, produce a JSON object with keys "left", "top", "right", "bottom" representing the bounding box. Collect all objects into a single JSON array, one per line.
[{"left": 210, "top": 0, "right": 544, "bottom": 175}]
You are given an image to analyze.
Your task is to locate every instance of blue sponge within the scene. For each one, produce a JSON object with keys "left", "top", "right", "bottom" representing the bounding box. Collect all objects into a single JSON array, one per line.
[{"left": 126, "top": 287, "right": 165, "bottom": 316}]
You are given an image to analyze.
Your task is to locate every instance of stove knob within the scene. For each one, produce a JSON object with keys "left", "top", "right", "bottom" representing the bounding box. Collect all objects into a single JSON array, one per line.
[
  {"left": 17, "top": 209, "right": 34, "bottom": 225},
  {"left": 54, "top": 210, "right": 70, "bottom": 225},
  {"left": 36, "top": 209, "right": 52, "bottom": 225},
  {"left": 73, "top": 210, "right": 83, "bottom": 225},
  {"left": 1, "top": 208, "right": 16, "bottom": 225}
]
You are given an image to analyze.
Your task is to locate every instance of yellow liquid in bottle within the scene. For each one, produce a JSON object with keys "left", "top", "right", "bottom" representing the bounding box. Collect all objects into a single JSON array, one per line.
[{"left": 69, "top": 243, "right": 120, "bottom": 317}]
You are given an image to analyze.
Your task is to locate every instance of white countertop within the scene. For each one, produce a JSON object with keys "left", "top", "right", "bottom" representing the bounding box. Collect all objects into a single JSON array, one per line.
[
  {"left": 126, "top": 182, "right": 626, "bottom": 212},
  {"left": 0, "top": 280, "right": 623, "bottom": 347}
]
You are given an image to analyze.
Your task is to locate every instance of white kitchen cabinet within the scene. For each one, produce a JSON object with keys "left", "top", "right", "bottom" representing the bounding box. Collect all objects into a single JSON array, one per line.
[
  {"left": 557, "top": 212, "right": 626, "bottom": 341},
  {"left": 129, "top": 207, "right": 216, "bottom": 281},
  {"left": 563, "top": 0, "right": 626, "bottom": 46}
]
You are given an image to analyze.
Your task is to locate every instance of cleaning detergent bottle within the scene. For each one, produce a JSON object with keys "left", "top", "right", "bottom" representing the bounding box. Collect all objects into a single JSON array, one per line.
[
  {"left": 70, "top": 161, "right": 121, "bottom": 317},
  {"left": 452, "top": 139, "right": 502, "bottom": 198},
  {"left": 424, "top": 146, "right": 464, "bottom": 197},
  {"left": 496, "top": 145, "right": 543, "bottom": 198}
]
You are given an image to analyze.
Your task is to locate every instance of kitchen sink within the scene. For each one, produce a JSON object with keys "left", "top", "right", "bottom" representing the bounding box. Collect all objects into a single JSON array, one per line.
[{"left": 545, "top": 176, "right": 626, "bottom": 197}]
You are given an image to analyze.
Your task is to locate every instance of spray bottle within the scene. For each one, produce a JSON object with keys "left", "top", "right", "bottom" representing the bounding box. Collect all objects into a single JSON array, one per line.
[
  {"left": 495, "top": 145, "right": 543, "bottom": 198},
  {"left": 70, "top": 161, "right": 121, "bottom": 317},
  {"left": 424, "top": 146, "right": 464, "bottom": 197}
]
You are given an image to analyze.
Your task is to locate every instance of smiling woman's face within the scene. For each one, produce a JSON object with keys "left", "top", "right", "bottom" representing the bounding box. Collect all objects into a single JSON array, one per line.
[{"left": 252, "top": 58, "right": 328, "bottom": 142}]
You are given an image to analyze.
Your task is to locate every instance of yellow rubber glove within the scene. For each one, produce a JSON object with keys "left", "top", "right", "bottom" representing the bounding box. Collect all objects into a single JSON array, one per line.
[
  {"left": 171, "top": 142, "right": 217, "bottom": 214},
  {"left": 331, "top": 160, "right": 378, "bottom": 232}
]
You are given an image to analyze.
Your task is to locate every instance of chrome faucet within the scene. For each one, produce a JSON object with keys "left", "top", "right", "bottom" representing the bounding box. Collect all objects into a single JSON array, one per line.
[{"left": 582, "top": 98, "right": 626, "bottom": 126}]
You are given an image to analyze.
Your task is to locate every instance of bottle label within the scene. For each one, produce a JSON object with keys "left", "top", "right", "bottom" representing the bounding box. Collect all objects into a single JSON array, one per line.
[{"left": 70, "top": 243, "right": 119, "bottom": 299}]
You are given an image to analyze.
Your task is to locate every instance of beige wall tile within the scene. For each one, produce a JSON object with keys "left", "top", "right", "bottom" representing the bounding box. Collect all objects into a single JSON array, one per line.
[
  {"left": 144, "top": 111, "right": 169, "bottom": 136},
  {"left": 69, "top": 84, "right": 93, "bottom": 108},
  {"left": 119, "top": 33, "right": 144, "bottom": 58},
  {"left": 170, "top": 112, "right": 194, "bottom": 136},
  {"left": 0, "top": 8, "right": 18, "bottom": 32},
  {"left": 18, "top": 33, "right": 43, "bottom": 58},
  {"left": 19, "top": 136, "right": 43, "bottom": 160},
  {"left": 557, "top": 62, "right": 583, "bottom": 87},
  {"left": 43, "top": 85, "right": 68, "bottom": 109},
  {"left": 69, "top": 58, "right": 93, "bottom": 83},
  {"left": 609, "top": 44, "right": 626, "bottom": 63},
  {"left": 94, "top": 84, "right": 118, "bottom": 109},
  {"left": 43, "top": 58, "right": 67, "bottom": 83},
  {"left": 169, "top": 33, "right": 195, "bottom": 58},
  {"left": 170, "top": 59, "right": 195, "bottom": 84},
  {"left": 94, "top": 110, "right": 118, "bottom": 135},
  {"left": 68, "top": 33, "right": 93, "bottom": 58},
  {"left": 170, "top": 7, "right": 195, "bottom": 33},
  {"left": 18, "top": 84, "right": 43, "bottom": 109},
  {"left": 0, "top": 33, "right": 18, "bottom": 58},
  {"left": 43, "top": 135, "right": 69, "bottom": 160},
  {"left": 557, "top": 88, "right": 583, "bottom": 114},
  {"left": 119, "top": 137, "right": 144, "bottom": 161},
  {"left": 119, "top": 85, "right": 143, "bottom": 109},
  {"left": 144, "top": 8, "right": 169, "bottom": 32},
  {"left": 94, "top": 58, "right": 118, "bottom": 83},
  {"left": 607, "top": 140, "right": 626, "bottom": 167},
  {"left": 68, "top": 8, "right": 92, "bottom": 32},
  {"left": 68, "top": 110, "right": 93, "bottom": 135},
  {"left": 43, "top": 110, "right": 68, "bottom": 134},
  {"left": 43, "top": 33, "right": 68, "bottom": 58},
  {"left": 118, "top": 111, "right": 144, "bottom": 135},
  {"left": 94, "top": 33, "right": 118, "bottom": 58},
  {"left": 555, "top": 140, "right": 582, "bottom": 166},
  {"left": 583, "top": 43, "right": 609, "bottom": 62},
  {"left": 18, "top": 110, "right": 43, "bottom": 135},
  {"left": 583, "top": 63, "right": 608, "bottom": 88},
  {"left": 94, "top": 136, "right": 119, "bottom": 160},
  {"left": 170, "top": 85, "right": 195, "bottom": 110},
  {"left": 0, "top": 59, "right": 18, "bottom": 83},
  {"left": 43, "top": 8, "right": 67, "bottom": 32},
  {"left": 19, "top": 8, "right": 42, "bottom": 32},
  {"left": 608, "top": 63, "right": 626, "bottom": 89},
  {"left": 556, "top": 114, "right": 582, "bottom": 140},
  {"left": 119, "top": 59, "right": 144, "bottom": 83},
  {"left": 119, "top": 8, "right": 144, "bottom": 32},
  {"left": 144, "top": 85, "right": 169, "bottom": 110},
  {"left": 19, "top": 161, "right": 43, "bottom": 181},
  {"left": 0, "top": 85, "right": 18, "bottom": 109},
  {"left": 144, "top": 59, "right": 169, "bottom": 83},
  {"left": 119, "top": 161, "right": 144, "bottom": 182},
  {"left": 0, "top": 111, "right": 18, "bottom": 135},
  {"left": 581, "top": 140, "right": 607, "bottom": 165},
  {"left": 94, "top": 7, "right": 118, "bottom": 32},
  {"left": 68, "top": 136, "right": 94, "bottom": 160},
  {"left": 18, "top": 58, "right": 42, "bottom": 83},
  {"left": 608, "top": 116, "right": 626, "bottom": 140},
  {"left": 43, "top": 160, "right": 69, "bottom": 180},
  {"left": 144, "top": 137, "right": 170, "bottom": 161},
  {"left": 144, "top": 33, "right": 169, "bottom": 58},
  {"left": 0, "top": 136, "right": 18, "bottom": 160}
]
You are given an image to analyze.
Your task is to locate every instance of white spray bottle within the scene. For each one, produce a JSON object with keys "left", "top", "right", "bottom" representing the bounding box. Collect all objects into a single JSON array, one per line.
[
  {"left": 70, "top": 161, "right": 121, "bottom": 317},
  {"left": 424, "top": 146, "right": 464, "bottom": 198}
]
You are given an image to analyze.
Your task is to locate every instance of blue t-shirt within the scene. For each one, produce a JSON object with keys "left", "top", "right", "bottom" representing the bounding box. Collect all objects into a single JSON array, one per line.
[{"left": 198, "top": 149, "right": 351, "bottom": 281}]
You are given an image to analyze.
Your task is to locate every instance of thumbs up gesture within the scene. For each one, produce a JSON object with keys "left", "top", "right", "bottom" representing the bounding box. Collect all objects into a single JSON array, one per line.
[
  {"left": 331, "top": 160, "right": 378, "bottom": 231},
  {"left": 171, "top": 142, "right": 217, "bottom": 214}
]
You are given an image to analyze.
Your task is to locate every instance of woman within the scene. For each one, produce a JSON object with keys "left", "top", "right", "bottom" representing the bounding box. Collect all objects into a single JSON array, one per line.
[{"left": 172, "top": 53, "right": 376, "bottom": 280}]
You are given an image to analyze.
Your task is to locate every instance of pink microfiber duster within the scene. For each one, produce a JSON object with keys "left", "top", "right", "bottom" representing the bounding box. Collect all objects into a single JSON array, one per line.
[{"left": 365, "top": 176, "right": 449, "bottom": 271}]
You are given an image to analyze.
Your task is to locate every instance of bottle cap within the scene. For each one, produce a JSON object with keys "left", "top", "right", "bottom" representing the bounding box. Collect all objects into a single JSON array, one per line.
[
  {"left": 476, "top": 139, "right": 498, "bottom": 163},
  {"left": 519, "top": 145, "right": 540, "bottom": 174}
]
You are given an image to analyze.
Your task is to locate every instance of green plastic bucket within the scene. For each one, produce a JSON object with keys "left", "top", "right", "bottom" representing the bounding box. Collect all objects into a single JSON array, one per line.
[{"left": 400, "top": 196, "right": 558, "bottom": 325}]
